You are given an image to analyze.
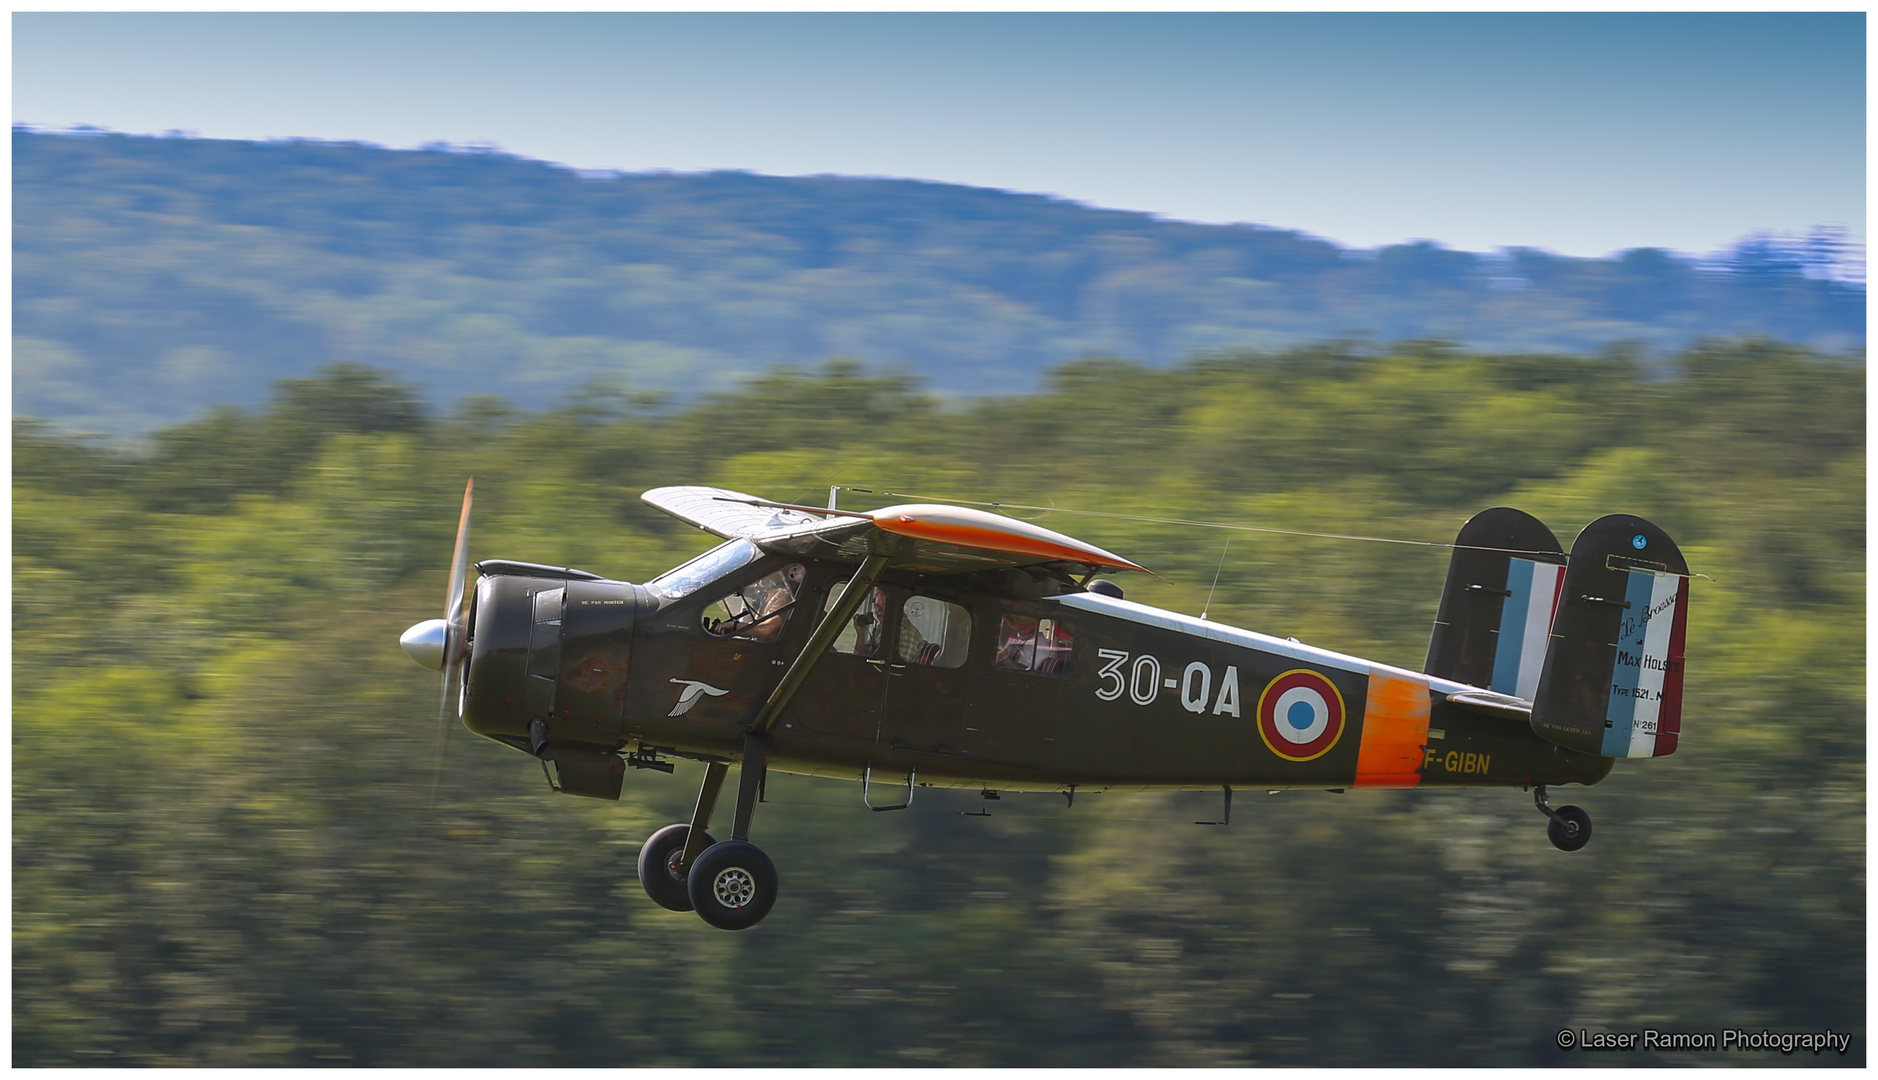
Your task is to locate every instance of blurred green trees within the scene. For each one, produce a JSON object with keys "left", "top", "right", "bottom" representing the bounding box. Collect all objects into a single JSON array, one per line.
[{"left": 13, "top": 340, "right": 1863, "bottom": 1065}]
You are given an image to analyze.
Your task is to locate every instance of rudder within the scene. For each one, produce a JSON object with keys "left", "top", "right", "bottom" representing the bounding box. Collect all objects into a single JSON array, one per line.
[{"left": 1530, "top": 514, "right": 1691, "bottom": 759}]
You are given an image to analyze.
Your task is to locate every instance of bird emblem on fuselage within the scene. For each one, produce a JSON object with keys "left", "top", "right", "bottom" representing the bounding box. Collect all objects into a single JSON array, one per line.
[{"left": 668, "top": 678, "right": 731, "bottom": 716}]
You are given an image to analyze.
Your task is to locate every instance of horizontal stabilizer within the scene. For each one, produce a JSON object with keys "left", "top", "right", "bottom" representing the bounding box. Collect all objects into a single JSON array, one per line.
[{"left": 1444, "top": 689, "right": 1533, "bottom": 721}]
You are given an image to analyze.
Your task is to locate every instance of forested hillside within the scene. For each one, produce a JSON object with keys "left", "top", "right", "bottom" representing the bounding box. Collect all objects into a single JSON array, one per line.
[
  {"left": 14, "top": 340, "right": 1863, "bottom": 1066},
  {"left": 15, "top": 127, "right": 1865, "bottom": 434}
]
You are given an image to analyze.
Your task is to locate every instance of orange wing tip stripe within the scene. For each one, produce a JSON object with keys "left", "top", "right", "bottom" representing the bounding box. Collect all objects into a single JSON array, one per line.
[
  {"left": 1351, "top": 669, "right": 1433, "bottom": 789},
  {"left": 869, "top": 504, "right": 1148, "bottom": 573}
]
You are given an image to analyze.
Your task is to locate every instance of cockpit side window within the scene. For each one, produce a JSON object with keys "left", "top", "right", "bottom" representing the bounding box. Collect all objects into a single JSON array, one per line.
[
  {"left": 648, "top": 539, "right": 762, "bottom": 601},
  {"left": 703, "top": 563, "right": 807, "bottom": 643}
]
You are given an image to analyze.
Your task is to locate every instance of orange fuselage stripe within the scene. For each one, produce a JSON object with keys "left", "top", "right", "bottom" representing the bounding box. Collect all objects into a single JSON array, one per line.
[
  {"left": 1352, "top": 668, "right": 1432, "bottom": 788},
  {"left": 872, "top": 514, "right": 1145, "bottom": 572}
]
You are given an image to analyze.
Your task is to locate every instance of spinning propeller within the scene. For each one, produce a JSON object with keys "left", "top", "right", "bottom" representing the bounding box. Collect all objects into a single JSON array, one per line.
[{"left": 398, "top": 479, "right": 474, "bottom": 808}]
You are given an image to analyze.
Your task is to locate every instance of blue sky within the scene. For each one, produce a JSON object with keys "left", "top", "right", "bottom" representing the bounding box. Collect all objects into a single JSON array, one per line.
[{"left": 13, "top": 12, "right": 1866, "bottom": 259}]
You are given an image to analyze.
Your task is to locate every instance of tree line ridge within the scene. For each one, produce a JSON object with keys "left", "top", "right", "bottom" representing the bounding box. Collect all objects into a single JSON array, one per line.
[{"left": 14, "top": 127, "right": 1864, "bottom": 436}]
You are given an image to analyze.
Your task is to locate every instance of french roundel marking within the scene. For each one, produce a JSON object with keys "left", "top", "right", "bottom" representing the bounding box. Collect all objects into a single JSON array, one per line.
[{"left": 1256, "top": 669, "right": 1347, "bottom": 762}]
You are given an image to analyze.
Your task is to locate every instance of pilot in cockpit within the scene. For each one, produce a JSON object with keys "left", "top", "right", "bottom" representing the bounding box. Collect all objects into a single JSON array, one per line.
[{"left": 707, "top": 563, "right": 806, "bottom": 642}]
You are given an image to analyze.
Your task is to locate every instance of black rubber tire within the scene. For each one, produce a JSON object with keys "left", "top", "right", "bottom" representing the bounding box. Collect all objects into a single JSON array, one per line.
[
  {"left": 1547, "top": 805, "right": 1593, "bottom": 852},
  {"left": 686, "top": 840, "right": 778, "bottom": 931},
  {"left": 637, "top": 823, "right": 715, "bottom": 912}
]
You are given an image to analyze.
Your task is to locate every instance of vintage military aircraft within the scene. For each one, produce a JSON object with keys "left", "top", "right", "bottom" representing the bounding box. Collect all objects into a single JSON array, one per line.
[{"left": 401, "top": 482, "right": 1690, "bottom": 930}]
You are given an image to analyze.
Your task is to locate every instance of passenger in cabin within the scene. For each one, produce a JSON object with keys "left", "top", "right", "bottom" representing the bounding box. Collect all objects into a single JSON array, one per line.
[
  {"left": 993, "top": 615, "right": 1072, "bottom": 675},
  {"left": 848, "top": 609, "right": 878, "bottom": 652},
  {"left": 831, "top": 588, "right": 888, "bottom": 656},
  {"left": 1034, "top": 619, "right": 1074, "bottom": 675},
  {"left": 995, "top": 616, "right": 1038, "bottom": 671}
]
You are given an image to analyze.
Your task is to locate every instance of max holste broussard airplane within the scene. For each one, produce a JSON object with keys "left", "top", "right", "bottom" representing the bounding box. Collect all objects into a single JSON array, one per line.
[{"left": 401, "top": 484, "right": 1689, "bottom": 930}]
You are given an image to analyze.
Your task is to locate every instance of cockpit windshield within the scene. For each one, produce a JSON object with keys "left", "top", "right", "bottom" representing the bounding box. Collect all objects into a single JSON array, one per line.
[{"left": 647, "top": 539, "right": 763, "bottom": 600}]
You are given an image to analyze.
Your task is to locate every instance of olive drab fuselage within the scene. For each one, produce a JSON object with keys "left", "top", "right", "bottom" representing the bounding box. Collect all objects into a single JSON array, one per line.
[{"left": 461, "top": 550, "right": 1613, "bottom": 796}]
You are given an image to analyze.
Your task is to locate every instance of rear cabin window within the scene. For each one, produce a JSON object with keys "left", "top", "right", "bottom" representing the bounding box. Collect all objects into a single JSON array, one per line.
[
  {"left": 895, "top": 596, "right": 971, "bottom": 668},
  {"left": 702, "top": 563, "right": 806, "bottom": 643},
  {"left": 994, "top": 615, "right": 1075, "bottom": 677}
]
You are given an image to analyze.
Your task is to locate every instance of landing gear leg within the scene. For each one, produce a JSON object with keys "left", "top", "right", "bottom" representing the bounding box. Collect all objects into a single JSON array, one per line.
[
  {"left": 680, "top": 761, "right": 730, "bottom": 869},
  {"left": 687, "top": 732, "right": 778, "bottom": 930},
  {"left": 1533, "top": 785, "right": 1593, "bottom": 852},
  {"left": 729, "top": 732, "right": 766, "bottom": 843},
  {"left": 635, "top": 760, "right": 727, "bottom": 912}
]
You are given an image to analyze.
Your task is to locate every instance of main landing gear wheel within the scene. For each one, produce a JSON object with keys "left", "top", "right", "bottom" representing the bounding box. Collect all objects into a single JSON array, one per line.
[
  {"left": 1546, "top": 806, "right": 1593, "bottom": 852},
  {"left": 686, "top": 840, "right": 778, "bottom": 931},
  {"left": 637, "top": 823, "right": 716, "bottom": 912}
]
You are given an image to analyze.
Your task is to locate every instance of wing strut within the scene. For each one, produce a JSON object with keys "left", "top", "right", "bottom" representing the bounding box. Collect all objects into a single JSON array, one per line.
[
  {"left": 746, "top": 552, "right": 890, "bottom": 739},
  {"left": 730, "top": 553, "right": 892, "bottom": 842}
]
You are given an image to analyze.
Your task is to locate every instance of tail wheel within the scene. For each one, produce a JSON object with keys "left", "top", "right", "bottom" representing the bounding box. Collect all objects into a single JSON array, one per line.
[
  {"left": 686, "top": 840, "right": 778, "bottom": 931},
  {"left": 637, "top": 823, "right": 715, "bottom": 912},
  {"left": 1546, "top": 805, "right": 1593, "bottom": 852}
]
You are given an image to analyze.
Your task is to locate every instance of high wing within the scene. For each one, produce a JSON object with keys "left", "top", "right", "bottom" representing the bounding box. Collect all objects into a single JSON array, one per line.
[
  {"left": 641, "top": 485, "right": 1149, "bottom": 577},
  {"left": 639, "top": 485, "right": 841, "bottom": 540}
]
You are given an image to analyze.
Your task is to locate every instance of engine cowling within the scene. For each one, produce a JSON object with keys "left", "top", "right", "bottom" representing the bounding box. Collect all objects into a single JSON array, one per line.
[{"left": 461, "top": 562, "right": 654, "bottom": 798}]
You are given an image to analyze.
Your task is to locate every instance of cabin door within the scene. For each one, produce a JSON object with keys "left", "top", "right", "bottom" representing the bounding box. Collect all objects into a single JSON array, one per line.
[
  {"left": 784, "top": 581, "right": 892, "bottom": 752},
  {"left": 784, "top": 583, "right": 976, "bottom": 771},
  {"left": 874, "top": 590, "right": 977, "bottom": 759}
]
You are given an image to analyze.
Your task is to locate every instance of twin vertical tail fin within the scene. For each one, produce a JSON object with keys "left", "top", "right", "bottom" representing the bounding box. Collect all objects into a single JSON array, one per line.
[
  {"left": 1530, "top": 515, "right": 1690, "bottom": 759},
  {"left": 1427, "top": 509, "right": 1692, "bottom": 760},
  {"left": 1424, "top": 507, "right": 1568, "bottom": 699}
]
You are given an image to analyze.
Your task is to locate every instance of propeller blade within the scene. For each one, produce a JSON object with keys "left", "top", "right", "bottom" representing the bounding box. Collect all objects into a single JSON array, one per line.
[
  {"left": 430, "top": 478, "right": 474, "bottom": 812},
  {"left": 444, "top": 476, "right": 475, "bottom": 642}
]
